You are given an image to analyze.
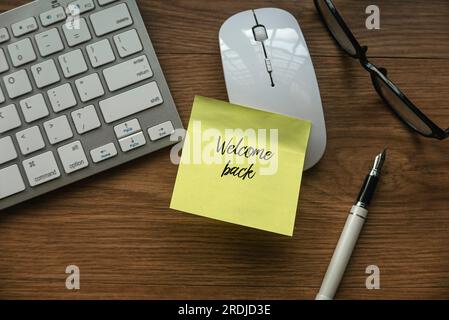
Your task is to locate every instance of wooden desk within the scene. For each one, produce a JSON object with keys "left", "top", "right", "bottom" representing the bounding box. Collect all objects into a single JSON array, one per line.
[{"left": 1, "top": 0, "right": 449, "bottom": 300}]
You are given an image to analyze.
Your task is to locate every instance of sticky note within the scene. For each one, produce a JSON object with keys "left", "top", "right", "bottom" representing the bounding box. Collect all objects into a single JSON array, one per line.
[{"left": 170, "top": 96, "right": 311, "bottom": 236}]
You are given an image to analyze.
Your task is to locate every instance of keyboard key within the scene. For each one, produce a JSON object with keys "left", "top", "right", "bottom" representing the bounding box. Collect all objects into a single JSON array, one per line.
[
  {"left": 57, "top": 141, "right": 89, "bottom": 174},
  {"left": 114, "top": 29, "right": 143, "bottom": 58},
  {"left": 0, "top": 87, "right": 4, "bottom": 104},
  {"left": 35, "top": 28, "right": 64, "bottom": 57},
  {"left": 74, "top": 73, "right": 104, "bottom": 102},
  {"left": 0, "top": 136, "right": 18, "bottom": 165},
  {"left": 48, "top": 83, "right": 77, "bottom": 112},
  {"left": 3, "top": 70, "right": 32, "bottom": 99},
  {"left": 0, "top": 104, "right": 21, "bottom": 133},
  {"left": 148, "top": 121, "right": 175, "bottom": 141},
  {"left": 114, "top": 119, "right": 141, "bottom": 139},
  {"left": 86, "top": 39, "right": 115, "bottom": 68},
  {"left": 16, "top": 126, "right": 46, "bottom": 156},
  {"left": 0, "top": 165, "right": 25, "bottom": 200},
  {"left": 62, "top": 17, "right": 92, "bottom": 47},
  {"left": 40, "top": 7, "right": 66, "bottom": 27},
  {"left": 44, "top": 115, "right": 74, "bottom": 145},
  {"left": 0, "top": 28, "right": 10, "bottom": 44},
  {"left": 71, "top": 105, "right": 101, "bottom": 134},
  {"left": 103, "top": 55, "right": 153, "bottom": 92},
  {"left": 22, "top": 151, "right": 61, "bottom": 187},
  {"left": 98, "top": 0, "right": 118, "bottom": 5},
  {"left": 118, "top": 131, "right": 146, "bottom": 152},
  {"left": 90, "top": 142, "right": 117, "bottom": 163},
  {"left": 11, "top": 17, "right": 38, "bottom": 37},
  {"left": 31, "top": 59, "right": 61, "bottom": 89},
  {"left": 100, "top": 82, "right": 163, "bottom": 123},
  {"left": 58, "top": 49, "right": 88, "bottom": 78},
  {"left": 20, "top": 94, "right": 50, "bottom": 123},
  {"left": 7, "top": 38, "right": 37, "bottom": 67},
  {"left": 90, "top": 3, "right": 133, "bottom": 37},
  {"left": 68, "top": 0, "right": 95, "bottom": 15},
  {"left": 0, "top": 49, "right": 9, "bottom": 73}
]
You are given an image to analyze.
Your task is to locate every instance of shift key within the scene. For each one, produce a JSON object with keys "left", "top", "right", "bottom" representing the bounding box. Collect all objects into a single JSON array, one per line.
[
  {"left": 103, "top": 55, "right": 153, "bottom": 92},
  {"left": 99, "top": 82, "right": 163, "bottom": 123}
]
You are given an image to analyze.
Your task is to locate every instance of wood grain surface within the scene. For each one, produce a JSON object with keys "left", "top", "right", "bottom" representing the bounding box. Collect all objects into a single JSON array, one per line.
[{"left": 1, "top": 0, "right": 449, "bottom": 300}]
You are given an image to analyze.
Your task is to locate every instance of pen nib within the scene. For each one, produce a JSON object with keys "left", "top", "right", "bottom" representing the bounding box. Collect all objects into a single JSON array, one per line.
[{"left": 371, "top": 149, "right": 386, "bottom": 176}]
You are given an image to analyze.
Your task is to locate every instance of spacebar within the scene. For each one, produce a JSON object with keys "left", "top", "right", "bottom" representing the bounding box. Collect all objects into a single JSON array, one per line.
[{"left": 99, "top": 82, "right": 164, "bottom": 123}]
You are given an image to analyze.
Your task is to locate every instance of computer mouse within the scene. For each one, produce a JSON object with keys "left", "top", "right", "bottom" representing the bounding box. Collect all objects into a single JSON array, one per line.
[{"left": 219, "top": 8, "right": 327, "bottom": 170}]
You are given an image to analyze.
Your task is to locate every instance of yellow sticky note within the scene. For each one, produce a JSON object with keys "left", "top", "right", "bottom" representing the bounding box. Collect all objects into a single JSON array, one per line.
[{"left": 170, "top": 96, "right": 311, "bottom": 236}]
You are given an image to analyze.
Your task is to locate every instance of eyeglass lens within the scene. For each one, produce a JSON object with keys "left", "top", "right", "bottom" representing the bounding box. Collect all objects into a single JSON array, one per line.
[
  {"left": 316, "top": 0, "right": 357, "bottom": 56},
  {"left": 372, "top": 74, "right": 433, "bottom": 135}
]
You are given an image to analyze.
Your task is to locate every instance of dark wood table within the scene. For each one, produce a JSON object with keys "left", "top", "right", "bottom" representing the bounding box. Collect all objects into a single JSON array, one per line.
[{"left": 1, "top": 0, "right": 449, "bottom": 300}]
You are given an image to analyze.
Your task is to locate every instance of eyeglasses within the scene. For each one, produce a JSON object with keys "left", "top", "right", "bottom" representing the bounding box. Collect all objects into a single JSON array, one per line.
[{"left": 314, "top": 0, "right": 449, "bottom": 140}]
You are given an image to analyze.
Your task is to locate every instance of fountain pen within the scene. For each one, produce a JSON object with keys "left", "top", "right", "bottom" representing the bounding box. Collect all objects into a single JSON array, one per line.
[{"left": 316, "top": 149, "right": 386, "bottom": 300}]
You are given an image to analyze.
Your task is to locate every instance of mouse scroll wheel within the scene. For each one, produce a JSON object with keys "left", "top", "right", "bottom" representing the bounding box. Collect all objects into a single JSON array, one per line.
[{"left": 253, "top": 25, "right": 268, "bottom": 42}]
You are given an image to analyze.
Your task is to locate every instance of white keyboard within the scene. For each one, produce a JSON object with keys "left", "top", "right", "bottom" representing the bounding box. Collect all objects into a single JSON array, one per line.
[{"left": 0, "top": 0, "right": 183, "bottom": 210}]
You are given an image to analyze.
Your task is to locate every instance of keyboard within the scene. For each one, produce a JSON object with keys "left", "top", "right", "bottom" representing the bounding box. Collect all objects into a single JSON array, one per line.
[{"left": 0, "top": 0, "right": 183, "bottom": 210}]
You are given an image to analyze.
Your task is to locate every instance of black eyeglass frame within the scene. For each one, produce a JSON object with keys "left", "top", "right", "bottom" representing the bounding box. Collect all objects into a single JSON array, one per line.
[{"left": 314, "top": 0, "right": 449, "bottom": 140}]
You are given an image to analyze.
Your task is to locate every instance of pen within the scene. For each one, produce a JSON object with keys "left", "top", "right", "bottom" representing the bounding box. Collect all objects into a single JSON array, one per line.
[{"left": 316, "top": 149, "right": 386, "bottom": 300}]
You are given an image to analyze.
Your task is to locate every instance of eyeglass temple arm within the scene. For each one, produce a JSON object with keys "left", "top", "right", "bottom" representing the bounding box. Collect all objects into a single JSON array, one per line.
[{"left": 445, "top": 128, "right": 449, "bottom": 137}]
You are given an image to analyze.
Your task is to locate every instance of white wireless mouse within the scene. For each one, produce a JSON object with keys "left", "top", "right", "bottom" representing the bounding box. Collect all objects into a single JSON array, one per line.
[{"left": 219, "top": 8, "right": 327, "bottom": 170}]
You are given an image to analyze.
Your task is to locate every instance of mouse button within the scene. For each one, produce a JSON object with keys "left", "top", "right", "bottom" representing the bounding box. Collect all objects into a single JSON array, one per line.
[
  {"left": 219, "top": 13, "right": 253, "bottom": 42},
  {"left": 253, "top": 25, "right": 268, "bottom": 42},
  {"left": 264, "top": 58, "right": 272, "bottom": 72}
]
